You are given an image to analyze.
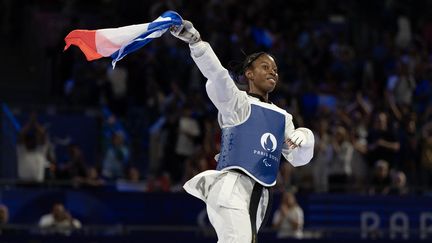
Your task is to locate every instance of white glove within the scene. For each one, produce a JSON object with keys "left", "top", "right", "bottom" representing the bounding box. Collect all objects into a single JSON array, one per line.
[
  {"left": 288, "top": 129, "right": 307, "bottom": 147},
  {"left": 170, "top": 20, "right": 201, "bottom": 44}
]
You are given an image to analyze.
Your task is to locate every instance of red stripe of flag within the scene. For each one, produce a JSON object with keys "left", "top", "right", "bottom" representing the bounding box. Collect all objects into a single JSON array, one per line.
[{"left": 64, "top": 30, "right": 103, "bottom": 61}]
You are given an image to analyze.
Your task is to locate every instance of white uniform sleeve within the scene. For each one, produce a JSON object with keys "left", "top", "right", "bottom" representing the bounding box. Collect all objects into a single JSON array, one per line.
[
  {"left": 189, "top": 41, "right": 249, "bottom": 126},
  {"left": 282, "top": 113, "right": 315, "bottom": 167}
]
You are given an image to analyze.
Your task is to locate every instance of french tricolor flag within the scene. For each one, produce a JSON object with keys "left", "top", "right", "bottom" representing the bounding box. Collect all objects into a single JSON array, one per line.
[{"left": 64, "top": 11, "right": 182, "bottom": 67}]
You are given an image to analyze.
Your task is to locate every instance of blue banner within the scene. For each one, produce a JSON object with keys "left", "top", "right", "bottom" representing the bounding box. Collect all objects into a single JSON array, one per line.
[{"left": 1, "top": 189, "right": 432, "bottom": 240}]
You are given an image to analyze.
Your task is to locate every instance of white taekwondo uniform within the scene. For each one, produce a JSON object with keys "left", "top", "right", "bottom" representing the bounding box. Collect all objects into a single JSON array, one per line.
[{"left": 183, "top": 41, "right": 314, "bottom": 243}]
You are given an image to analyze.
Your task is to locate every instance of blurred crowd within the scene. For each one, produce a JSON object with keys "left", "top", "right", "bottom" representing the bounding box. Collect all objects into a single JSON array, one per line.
[
  {"left": 1, "top": 0, "right": 432, "bottom": 195},
  {"left": 0, "top": 202, "right": 81, "bottom": 236}
]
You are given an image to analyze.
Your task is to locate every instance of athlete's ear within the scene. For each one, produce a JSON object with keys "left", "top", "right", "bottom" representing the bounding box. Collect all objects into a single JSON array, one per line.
[{"left": 245, "top": 70, "right": 253, "bottom": 80}]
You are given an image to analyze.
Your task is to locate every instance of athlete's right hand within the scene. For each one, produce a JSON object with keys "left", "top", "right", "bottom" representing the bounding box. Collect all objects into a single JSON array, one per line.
[{"left": 170, "top": 20, "right": 201, "bottom": 44}]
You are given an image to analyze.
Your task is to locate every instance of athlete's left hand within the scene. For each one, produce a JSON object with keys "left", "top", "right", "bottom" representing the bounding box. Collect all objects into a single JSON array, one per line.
[{"left": 286, "top": 129, "right": 306, "bottom": 149}]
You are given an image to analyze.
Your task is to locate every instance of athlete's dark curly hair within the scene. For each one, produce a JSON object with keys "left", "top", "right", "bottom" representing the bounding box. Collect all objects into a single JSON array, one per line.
[{"left": 229, "top": 52, "right": 276, "bottom": 84}]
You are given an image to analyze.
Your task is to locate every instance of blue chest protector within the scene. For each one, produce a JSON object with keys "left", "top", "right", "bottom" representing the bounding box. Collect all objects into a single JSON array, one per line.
[{"left": 216, "top": 103, "right": 286, "bottom": 186}]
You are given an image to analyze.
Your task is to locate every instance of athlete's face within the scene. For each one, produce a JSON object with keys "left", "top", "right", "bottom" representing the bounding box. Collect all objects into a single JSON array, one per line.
[{"left": 246, "top": 54, "right": 278, "bottom": 95}]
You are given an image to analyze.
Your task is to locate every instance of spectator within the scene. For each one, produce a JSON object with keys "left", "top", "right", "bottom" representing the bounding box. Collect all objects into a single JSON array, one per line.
[
  {"left": 0, "top": 204, "right": 8, "bottom": 224},
  {"left": 39, "top": 203, "right": 81, "bottom": 235},
  {"left": 395, "top": 16, "right": 412, "bottom": 49},
  {"left": 272, "top": 191, "right": 304, "bottom": 239},
  {"left": 83, "top": 166, "right": 105, "bottom": 187},
  {"left": 16, "top": 112, "right": 53, "bottom": 183},
  {"left": 0, "top": 204, "right": 9, "bottom": 235},
  {"left": 57, "top": 143, "right": 87, "bottom": 182},
  {"left": 102, "top": 132, "right": 129, "bottom": 180},
  {"left": 397, "top": 114, "right": 419, "bottom": 184},
  {"left": 420, "top": 121, "right": 432, "bottom": 190},
  {"left": 367, "top": 112, "right": 400, "bottom": 168},
  {"left": 170, "top": 104, "right": 201, "bottom": 185},
  {"left": 275, "top": 161, "right": 295, "bottom": 193},
  {"left": 146, "top": 173, "right": 171, "bottom": 192},
  {"left": 183, "top": 148, "right": 213, "bottom": 183},
  {"left": 349, "top": 110, "right": 369, "bottom": 193},
  {"left": 116, "top": 166, "right": 147, "bottom": 192},
  {"left": 328, "top": 125, "right": 354, "bottom": 192},
  {"left": 386, "top": 58, "right": 416, "bottom": 106},
  {"left": 389, "top": 171, "right": 409, "bottom": 195},
  {"left": 106, "top": 63, "right": 129, "bottom": 116},
  {"left": 369, "top": 160, "right": 392, "bottom": 195},
  {"left": 159, "top": 107, "right": 180, "bottom": 188},
  {"left": 312, "top": 119, "right": 332, "bottom": 193}
]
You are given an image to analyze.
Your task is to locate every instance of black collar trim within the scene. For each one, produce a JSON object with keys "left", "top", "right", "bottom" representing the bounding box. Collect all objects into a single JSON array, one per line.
[{"left": 248, "top": 92, "right": 270, "bottom": 103}]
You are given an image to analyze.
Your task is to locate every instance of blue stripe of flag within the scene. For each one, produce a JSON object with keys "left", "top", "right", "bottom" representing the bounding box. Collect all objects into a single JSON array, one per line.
[{"left": 110, "top": 11, "right": 182, "bottom": 67}]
